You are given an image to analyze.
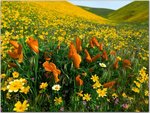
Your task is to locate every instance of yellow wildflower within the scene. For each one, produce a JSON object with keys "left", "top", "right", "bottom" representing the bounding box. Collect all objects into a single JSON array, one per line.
[
  {"left": 135, "top": 109, "right": 140, "bottom": 112},
  {"left": 96, "top": 88, "right": 107, "bottom": 98},
  {"left": 77, "top": 90, "right": 83, "bottom": 97},
  {"left": 54, "top": 97, "right": 63, "bottom": 105},
  {"left": 0, "top": 74, "right": 6, "bottom": 78},
  {"left": 13, "top": 100, "right": 29, "bottom": 112},
  {"left": 20, "top": 78, "right": 27, "bottom": 84},
  {"left": 1, "top": 86, "right": 7, "bottom": 91},
  {"left": 117, "top": 56, "right": 122, "bottom": 61},
  {"left": 145, "top": 90, "right": 149, "bottom": 96},
  {"left": 128, "top": 96, "right": 134, "bottom": 101},
  {"left": 122, "top": 93, "right": 127, "bottom": 98},
  {"left": 144, "top": 99, "right": 149, "bottom": 104},
  {"left": 82, "top": 72, "right": 87, "bottom": 77},
  {"left": 133, "top": 81, "right": 141, "bottom": 88},
  {"left": 6, "top": 93, "right": 11, "bottom": 99},
  {"left": 139, "top": 67, "right": 146, "bottom": 76},
  {"left": 39, "top": 35, "right": 44, "bottom": 40},
  {"left": 1, "top": 81, "right": 8, "bottom": 91},
  {"left": 12, "top": 71, "right": 19, "bottom": 78},
  {"left": 112, "top": 93, "right": 118, "bottom": 98},
  {"left": 137, "top": 77, "right": 145, "bottom": 83},
  {"left": 20, "top": 86, "right": 30, "bottom": 94},
  {"left": 132, "top": 87, "right": 140, "bottom": 93},
  {"left": 40, "top": 82, "right": 48, "bottom": 89},
  {"left": 7, "top": 77, "right": 13, "bottom": 82},
  {"left": 83, "top": 93, "right": 91, "bottom": 101},
  {"left": 92, "top": 81, "right": 101, "bottom": 89},
  {"left": 91, "top": 74, "right": 99, "bottom": 82},
  {"left": 7, "top": 79, "right": 24, "bottom": 92},
  {"left": 58, "top": 36, "right": 64, "bottom": 42},
  {"left": 138, "top": 68, "right": 148, "bottom": 81}
]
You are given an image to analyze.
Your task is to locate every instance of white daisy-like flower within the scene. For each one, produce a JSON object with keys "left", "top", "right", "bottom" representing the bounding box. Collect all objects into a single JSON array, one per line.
[
  {"left": 52, "top": 84, "right": 61, "bottom": 91},
  {"left": 99, "top": 63, "right": 106, "bottom": 68}
]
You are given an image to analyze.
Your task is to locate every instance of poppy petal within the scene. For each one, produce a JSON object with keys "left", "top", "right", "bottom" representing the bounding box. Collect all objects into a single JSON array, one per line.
[
  {"left": 76, "top": 37, "right": 82, "bottom": 53},
  {"left": 26, "top": 37, "right": 39, "bottom": 53},
  {"left": 9, "top": 40, "right": 19, "bottom": 48},
  {"left": 92, "top": 54, "right": 101, "bottom": 62},
  {"left": 84, "top": 49, "right": 92, "bottom": 63},
  {"left": 72, "top": 53, "right": 82, "bottom": 69},
  {"left": 103, "top": 81, "right": 116, "bottom": 88},
  {"left": 76, "top": 75, "right": 83, "bottom": 86}
]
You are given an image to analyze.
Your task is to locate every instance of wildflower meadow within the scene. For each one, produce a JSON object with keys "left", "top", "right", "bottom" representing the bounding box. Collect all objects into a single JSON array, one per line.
[{"left": 1, "top": 1, "right": 149, "bottom": 112}]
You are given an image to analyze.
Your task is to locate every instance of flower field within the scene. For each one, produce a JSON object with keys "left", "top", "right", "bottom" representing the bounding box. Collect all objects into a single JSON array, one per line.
[{"left": 1, "top": 1, "right": 149, "bottom": 112}]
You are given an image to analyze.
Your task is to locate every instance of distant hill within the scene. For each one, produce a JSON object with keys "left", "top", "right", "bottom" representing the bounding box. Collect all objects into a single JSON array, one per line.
[
  {"left": 108, "top": 1, "right": 149, "bottom": 23},
  {"left": 79, "top": 6, "right": 115, "bottom": 18}
]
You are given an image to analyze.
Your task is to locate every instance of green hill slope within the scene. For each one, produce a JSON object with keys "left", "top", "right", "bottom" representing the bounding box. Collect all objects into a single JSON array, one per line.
[
  {"left": 79, "top": 6, "right": 115, "bottom": 18},
  {"left": 108, "top": 1, "right": 149, "bottom": 23}
]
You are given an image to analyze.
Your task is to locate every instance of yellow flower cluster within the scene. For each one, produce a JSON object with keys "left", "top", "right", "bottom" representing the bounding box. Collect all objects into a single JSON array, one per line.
[
  {"left": 137, "top": 67, "right": 148, "bottom": 83},
  {"left": 91, "top": 75, "right": 102, "bottom": 89},
  {"left": 90, "top": 74, "right": 107, "bottom": 98},
  {"left": 132, "top": 67, "right": 148, "bottom": 93},
  {"left": 1, "top": 72, "right": 30, "bottom": 95},
  {"left": 76, "top": 91, "right": 91, "bottom": 101}
]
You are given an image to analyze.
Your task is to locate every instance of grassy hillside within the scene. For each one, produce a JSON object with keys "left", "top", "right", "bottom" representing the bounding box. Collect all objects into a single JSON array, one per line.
[
  {"left": 78, "top": 6, "right": 115, "bottom": 18},
  {"left": 34, "top": 1, "right": 109, "bottom": 24},
  {"left": 108, "top": 1, "right": 149, "bottom": 23}
]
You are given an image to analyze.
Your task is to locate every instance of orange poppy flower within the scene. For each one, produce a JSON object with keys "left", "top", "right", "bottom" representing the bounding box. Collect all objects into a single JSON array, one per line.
[
  {"left": 9, "top": 40, "right": 19, "bottom": 48},
  {"left": 99, "top": 43, "right": 103, "bottom": 51},
  {"left": 103, "top": 81, "right": 116, "bottom": 88},
  {"left": 92, "top": 54, "right": 101, "bottom": 62},
  {"left": 26, "top": 37, "right": 39, "bottom": 54},
  {"left": 123, "top": 59, "right": 131, "bottom": 68},
  {"left": 68, "top": 42, "right": 77, "bottom": 59},
  {"left": 68, "top": 42, "right": 82, "bottom": 68},
  {"left": 102, "top": 50, "right": 108, "bottom": 61},
  {"left": 8, "top": 49, "right": 20, "bottom": 59},
  {"left": 43, "top": 61, "right": 61, "bottom": 83},
  {"left": 84, "top": 49, "right": 92, "bottom": 63},
  {"left": 18, "top": 51, "right": 23, "bottom": 63},
  {"left": 76, "top": 37, "right": 82, "bottom": 53},
  {"left": 53, "top": 69, "right": 61, "bottom": 83},
  {"left": 72, "top": 53, "right": 82, "bottom": 69},
  {"left": 110, "top": 50, "right": 116, "bottom": 56},
  {"left": 89, "top": 40, "right": 94, "bottom": 48},
  {"left": 76, "top": 75, "right": 83, "bottom": 86},
  {"left": 43, "top": 61, "right": 54, "bottom": 72},
  {"left": 113, "top": 59, "right": 119, "bottom": 69},
  {"left": 8, "top": 41, "right": 23, "bottom": 63},
  {"left": 92, "top": 37, "right": 99, "bottom": 47}
]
